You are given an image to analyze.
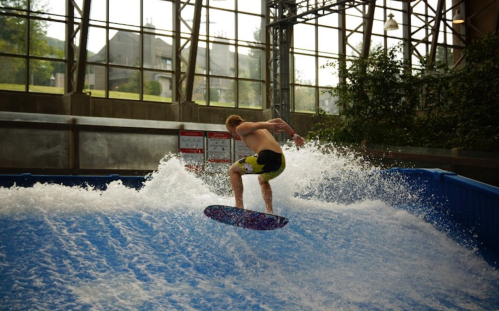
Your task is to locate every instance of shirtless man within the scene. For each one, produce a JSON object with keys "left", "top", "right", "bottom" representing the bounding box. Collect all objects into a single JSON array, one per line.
[{"left": 225, "top": 115, "right": 305, "bottom": 214}]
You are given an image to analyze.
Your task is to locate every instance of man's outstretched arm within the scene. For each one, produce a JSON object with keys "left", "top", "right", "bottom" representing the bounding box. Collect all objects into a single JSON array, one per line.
[{"left": 268, "top": 118, "right": 305, "bottom": 147}]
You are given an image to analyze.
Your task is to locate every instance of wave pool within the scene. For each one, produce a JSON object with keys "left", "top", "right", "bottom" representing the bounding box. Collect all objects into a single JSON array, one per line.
[{"left": 1, "top": 145, "right": 498, "bottom": 310}]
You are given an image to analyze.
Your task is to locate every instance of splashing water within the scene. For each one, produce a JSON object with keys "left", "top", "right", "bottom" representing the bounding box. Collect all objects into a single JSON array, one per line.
[{"left": 1, "top": 144, "right": 498, "bottom": 310}]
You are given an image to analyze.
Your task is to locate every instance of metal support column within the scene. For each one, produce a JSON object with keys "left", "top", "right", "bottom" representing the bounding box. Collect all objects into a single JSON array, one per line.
[
  {"left": 172, "top": 0, "right": 202, "bottom": 121},
  {"left": 185, "top": 0, "right": 203, "bottom": 101},
  {"left": 173, "top": 0, "right": 183, "bottom": 112},
  {"left": 402, "top": 1, "right": 411, "bottom": 67},
  {"left": 428, "top": 0, "right": 445, "bottom": 67},
  {"left": 268, "top": 1, "right": 295, "bottom": 127},
  {"left": 361, "top": 0, "right": 376, "bottom": 59},
  {"left": 66, "top": 0, "right": 91, "bottom": 94}
]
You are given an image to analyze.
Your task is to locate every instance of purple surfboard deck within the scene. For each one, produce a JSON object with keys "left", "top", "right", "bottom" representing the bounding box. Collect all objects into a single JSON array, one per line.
[{"left": 204, "top": 205, "right": 288, "bottom": 230}]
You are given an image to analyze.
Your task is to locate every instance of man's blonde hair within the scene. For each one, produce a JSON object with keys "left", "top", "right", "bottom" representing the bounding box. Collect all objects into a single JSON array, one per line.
[{"left": 225, "top": 115, "right": 244, "bottom": 129}]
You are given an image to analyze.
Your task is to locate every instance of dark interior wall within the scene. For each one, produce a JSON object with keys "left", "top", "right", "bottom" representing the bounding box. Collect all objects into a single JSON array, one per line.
[{"left": 0, "top": 90, "right": 318, "bottom": 136}]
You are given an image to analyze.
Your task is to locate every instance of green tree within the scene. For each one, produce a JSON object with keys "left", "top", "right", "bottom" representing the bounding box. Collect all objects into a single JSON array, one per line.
[
  {"left": 323, "top": 44, "right": 421, "bottom": 145},
  {"left": 204, "top": 87, "right": 220, "bottom": 102},
  {"left": 145, "top": 80, "right": 162, "bottom": 96},
  {"left": 445, "top": 32, "right": 499, "bottom": 151},
  {"left": 0, "top": 0, "right": 52, "bottom": 85},
  {"left": 309, "top": 35, "right": 499, "bottom": 152},
  {"left": 118, "top": 70, "right": 140, "bottom": 93}
]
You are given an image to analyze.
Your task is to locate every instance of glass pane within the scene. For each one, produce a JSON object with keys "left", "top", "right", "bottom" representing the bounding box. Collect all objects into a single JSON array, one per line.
[
  {"left": 412, "top": 27, "right": 427, "bottom": 41},
  {"left": 437, "top": 30, "right": 446, "bottom": 44},
  {"left": 28, "top": 19, "right": 48, "bottom": 57},
  {"left": 318, "top": 57, "right": 337, "bottom": 87},
  {"left": 210, "top": 0, "right": 235, "bottom": 10},
  {"left": 209, "top": 9, "right": 235, "bottom": 41},
  {"left": 346, "top": 31, "right": 363, "bottom": 56},
  {"left": 435, "top": 46, "right": 452, "bottom": 66},
  {"left": 109, "top": 67, "right": 140, "bottom": 100},
  {"left": 87, "top": 27, "right": 106, "bottom": 62},
  {"left": 412, "top": 1, "right": 426, "bottom": 15},
  {"left": 193, "top": 75, "right": 207, "bottom": 105},
  {"left": 294, "top": 54, "right": 316, "bottom": 85},
  {"left": 317, "top": 13, "right": 338, "bottom": 27},
  {"left": 143, "top": 35, "right": 173, "bottom": 70},
  {"left": 199, "top": 7, "right": 208, "bottom": 38},
  {"left": 238, "top": 47, "right": 262, "bottom": 79},
  {"left": 392, "top": 1, "right": 404, "bottom": 10},
  {"left": 239, "top": 80, "right": 262, "bottom": 109},
  {"left": 210, "top": 43, "right": 235, "bottom": 77},
  {"left": 178, "top": 38, "right": 190, "bottom": 74},
  {"left": 374, "top": 6, "right": 385, "bottom": 22},
  {"left": 349, "top": 5, "right": 366, "bottom": 17},
  {"left": 180, "top": 4, "right": 195, "bottom": 36},
  {"left": 371, "top": 35, "right": 384, "bottom": 50},
  {"left": 318, "top": 26, "right": 338, "bottom": 55},
  {"left": 238, "top": 0, "right": 262, "bottom": 15},
  {"left": 43, "top": 21, "right": 66, "bottom": 59},
  {"left": 29, "top": 59, "right": 65, "bottom": 94},
  {"left": 38, "top": 0, "right": 66, "bottom": 20},
  {"left": 238, "top": 13, "right": 262, "bottom": 44},
  {"left": 143, "top": 0, "right": 173, "bottom": 34},
  {"left": 195, "top": 41, "right": 207, "bottom": 74},
  {"left": 109, "top": 0, "right": 140, "bottom": 30},
  {"left": 3, "top": 0, "right": 27, "bottom": 10},
  {"left": 294, "top": 85, "right": 316, "bottom": 113},
  {"left": 30, "top": 0, "right": 61, "bottom": 19},
  {"left": 387, "top": 38, "right": 404, "bottom": 59},
  {"left": 109, "top": 30, "right": 141, "bottom": 67},
  {"left": 209, "top": 77, "right": 235, "bottom": 107},
  {"left": 143, "top": 70, "right": 171, "bottom": 103},
  {"left": 319, "top": 88, "right": 339, "bottom": 115},
  {"left": 90, "top": 0, "right": 107, "bottom": 26},
  {"left": 411, "top": 13, "right": 426, "bottom": 30},
  {"left": 0, "top": 16, "right": 27, "bottom": 55},
  {"left": 0, "top": 56, "right": 26, "bottom": 91},
  {"left": 346, "top": 15, "right": 364, "bottom": 31},
  {"left": 293, "top": 23, "right": 315, "bottom": 52},
  {"left": 84, "top": 65, "right": 105, "bottom": 98},
  {"left": 373, "top": 19, "right": 385, "bottom": 35}
]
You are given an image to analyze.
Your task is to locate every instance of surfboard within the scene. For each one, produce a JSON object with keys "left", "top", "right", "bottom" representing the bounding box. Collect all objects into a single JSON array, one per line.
[{"left": 204, "top": 205, "right": 288, "bottom": 230}]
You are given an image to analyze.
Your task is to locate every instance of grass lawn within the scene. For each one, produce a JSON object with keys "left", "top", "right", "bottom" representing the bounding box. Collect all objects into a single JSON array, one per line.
[{"left": 0, "top": 84, "right": 267, "bottom": 109}]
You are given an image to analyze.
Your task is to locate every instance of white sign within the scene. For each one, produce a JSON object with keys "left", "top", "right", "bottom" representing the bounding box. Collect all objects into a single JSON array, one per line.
[
  {"left": 207, "top": 132, "right": 231, "bottom": 171},
  {"left": 179, "top": 130, "right": 204, "bottom": 171}
]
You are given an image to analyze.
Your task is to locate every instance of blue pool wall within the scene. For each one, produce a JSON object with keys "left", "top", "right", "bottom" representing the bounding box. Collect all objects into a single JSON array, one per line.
[
  {"left": 1, "top": 168, "right": 498, "bottom": 255},
  {"left": 386, "top": 168, "right": 499, "bottom": 256}
]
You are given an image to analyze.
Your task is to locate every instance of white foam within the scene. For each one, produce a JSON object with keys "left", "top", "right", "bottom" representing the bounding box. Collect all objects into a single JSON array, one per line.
[{"left": 0, "top": 143, "right": 498, "bottom": 310}]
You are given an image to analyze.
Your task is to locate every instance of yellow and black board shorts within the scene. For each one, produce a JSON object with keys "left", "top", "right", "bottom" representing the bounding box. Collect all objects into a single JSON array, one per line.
[{"left": 236, "top": 150, "right": 286, "bottom": 182}]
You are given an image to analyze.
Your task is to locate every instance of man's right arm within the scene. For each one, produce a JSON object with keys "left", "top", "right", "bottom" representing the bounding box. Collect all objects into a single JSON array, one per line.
[{"left": 268, "top": 118, "right": 305, "bottom": 147}]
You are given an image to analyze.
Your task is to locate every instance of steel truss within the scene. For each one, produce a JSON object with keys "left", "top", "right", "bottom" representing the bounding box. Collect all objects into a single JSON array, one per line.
[{"left": 266, "top": 0, "right": 374, "bottom": 126}]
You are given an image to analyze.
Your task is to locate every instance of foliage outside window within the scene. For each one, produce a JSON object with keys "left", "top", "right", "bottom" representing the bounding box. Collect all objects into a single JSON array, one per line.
[{"left": 308, "top": 33, "right": 499, "bottom": 153}]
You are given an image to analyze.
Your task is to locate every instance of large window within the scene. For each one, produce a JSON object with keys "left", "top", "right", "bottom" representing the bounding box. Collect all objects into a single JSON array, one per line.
[
  {"left": 0, "top": 0, "right": 465, "bottom": 112},
  {"left": 0, "top": 1, "right": 67, "bottom": 94},
  {"left": 0, "top": 0, "right": 266, "bottom": 108}
]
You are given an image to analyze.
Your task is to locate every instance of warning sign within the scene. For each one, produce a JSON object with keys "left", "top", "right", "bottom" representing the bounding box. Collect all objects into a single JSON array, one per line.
[
  {"left": 206, "top": 132, "right": 231, "bottom": 171},
  {"left": 179, "top": 130, "right": 204, "bottom": 171}
]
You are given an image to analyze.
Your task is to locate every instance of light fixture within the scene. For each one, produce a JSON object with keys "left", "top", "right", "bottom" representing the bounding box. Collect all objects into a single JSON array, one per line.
[
  {"left": 452, "top": 10, "right": 464, "bottom": 24},
  {"left": 384, "top": 13, "right": 399, "bottom": 31}
]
